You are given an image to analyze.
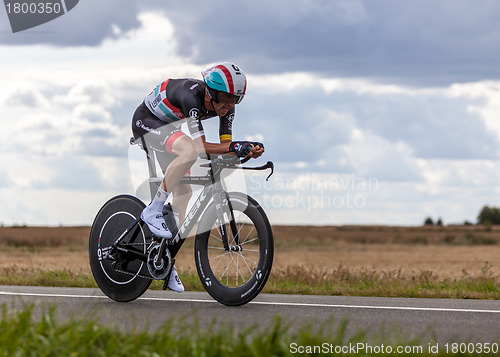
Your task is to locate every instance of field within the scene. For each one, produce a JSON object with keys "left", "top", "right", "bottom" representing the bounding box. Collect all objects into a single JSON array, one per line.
[{"left": 1, "top": 225, "right": 500, "bottom": 298}]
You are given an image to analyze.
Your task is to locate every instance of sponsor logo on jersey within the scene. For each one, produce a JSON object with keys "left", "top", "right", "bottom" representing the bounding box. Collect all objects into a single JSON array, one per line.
[
  {"left": 150, "top": 94, "right": 162, "bottom": 109},
  {"left": 227, "top": 113, "right": 234, "bottom": 131},
  {"left": 136, "top": 120, "right": 161, "bottom": 135},
  {"left": 189, "top": 108, "right": 200, "bottom": 119},
  {"left": 190, "top": 119, "right": 200, "bottom": 130}
]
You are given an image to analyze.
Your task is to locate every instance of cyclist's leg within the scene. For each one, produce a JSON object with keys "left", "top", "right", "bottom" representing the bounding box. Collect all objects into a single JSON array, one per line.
[
  {"left": 163, "top": 134, "right": 197, "bottom": 224},
  {"left": 131, "top": 106, "right": 181, "bottom": 238},
  {"left": 161, "top": 134, "right": 198, "bottom": 193},
  {"left": 131, "top": 106, "right": 189, "bottom": 290},
  {"left": 140, "top": 132, "right": 197, "bottom": 237},
  {"left": 172, "top": 184, "right": 192, "bottom": 225},
  {"left": 155, "top": 137, "right": 193, "bottom": 225},
  {"left": 160, "top": 135, "right": 198, "bottom": 292},
  {"left": 154, "top": 135, "right": 194, "bottom": 292}
]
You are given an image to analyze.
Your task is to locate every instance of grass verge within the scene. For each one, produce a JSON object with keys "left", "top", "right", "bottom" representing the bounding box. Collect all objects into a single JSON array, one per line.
[
  {"left": 264, "top": 264, "right": 500, "bottom": 299},
  {"left": 1, "top": 264, "right": 499, "bottom": 300},
  {"left": 0, "top": 267, "right": 97, "bottom": 288},
  {"left": 1, "top": 304, "right": 493, "bottom": 357}
]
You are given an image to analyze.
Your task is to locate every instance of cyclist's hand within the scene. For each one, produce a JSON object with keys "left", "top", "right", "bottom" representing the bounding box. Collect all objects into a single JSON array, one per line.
[
  {"left": 249, "top": 142, "right": 265, "bottom": 158},
  {"left": 251, "top": 142, "right": 264, "bottom": 150},
  {"left": 229, "top": 141, "right": 253, "bottom": 157}
]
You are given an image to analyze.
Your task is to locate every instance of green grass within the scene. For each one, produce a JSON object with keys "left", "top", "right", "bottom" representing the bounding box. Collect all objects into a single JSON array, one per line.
[
  {"left": 1, "top": 264, "right": 500, "bottom": 300},
  {"left": 0, "top": 304, "right": 493, "bottom": 357},
  {"left": 263, "top": 263, "right": 500, "bottom": 299},
  {"left": 0, "top": 268, "right": 97, "bottom": 288}
]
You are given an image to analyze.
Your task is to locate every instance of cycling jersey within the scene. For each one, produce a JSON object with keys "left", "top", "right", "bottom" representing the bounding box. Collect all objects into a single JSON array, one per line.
[{"left": 143, "top": 78, "right": 234, "bottom": 142}]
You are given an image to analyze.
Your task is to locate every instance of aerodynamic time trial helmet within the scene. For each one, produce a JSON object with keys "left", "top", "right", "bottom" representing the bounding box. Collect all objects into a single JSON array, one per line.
[{"left": 202, "top": 62, "right": 247, "bottom": 104}]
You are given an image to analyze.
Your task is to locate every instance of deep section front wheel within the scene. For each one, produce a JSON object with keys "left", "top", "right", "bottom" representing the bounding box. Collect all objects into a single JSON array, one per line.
[
  {"left": 89, "top": 194, "right": 152, "bottom": 302},
  {"left": 195, "top": 192, "right": 274, "bottom": 306}
]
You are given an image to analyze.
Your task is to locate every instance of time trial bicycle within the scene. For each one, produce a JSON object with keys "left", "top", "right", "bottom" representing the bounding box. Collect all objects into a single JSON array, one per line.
[{"left": 89, "top": 137, "right": 274, "bottom": 306}]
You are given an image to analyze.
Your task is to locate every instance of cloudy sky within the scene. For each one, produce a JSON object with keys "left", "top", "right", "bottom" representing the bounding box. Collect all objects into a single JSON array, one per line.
[{"left": 1, "top": 0, "right": 499, "bottom": 226}]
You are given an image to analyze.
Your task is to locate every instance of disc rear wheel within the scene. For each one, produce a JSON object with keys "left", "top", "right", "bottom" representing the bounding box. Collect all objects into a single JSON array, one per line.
[{"left": 89, "top": 195, "right": 152, "bottom": 302}]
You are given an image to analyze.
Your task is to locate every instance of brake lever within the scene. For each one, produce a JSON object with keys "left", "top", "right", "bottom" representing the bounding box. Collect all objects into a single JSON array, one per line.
[
  {"left": 240, "top": 161, "right": 274, "bottom": 181},
  {"left": 264, "top": 161, "right": 274, "bottom": 181}
]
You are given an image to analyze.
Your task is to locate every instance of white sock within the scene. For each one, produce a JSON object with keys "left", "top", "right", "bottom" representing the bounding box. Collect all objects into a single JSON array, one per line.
[{"left": 148, "top": 187, "right": 169, "bottom": 212}]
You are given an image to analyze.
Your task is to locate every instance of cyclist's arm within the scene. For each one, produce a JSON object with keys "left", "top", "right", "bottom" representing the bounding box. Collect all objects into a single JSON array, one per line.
[
  {"left": 190, "top": 109, "right": 234, "bottom": 155},
  {"left": 185, "top": 105, "right": 262, "bottom": 157},
  {"left": 198, "top": 136, "right": 232, "bottom": 154},
  {"left": 194, "top": 135, "right": 264, "bottom": 158},
  {"left": 186, "top": 114, "right": 233, "bottom": 155}
]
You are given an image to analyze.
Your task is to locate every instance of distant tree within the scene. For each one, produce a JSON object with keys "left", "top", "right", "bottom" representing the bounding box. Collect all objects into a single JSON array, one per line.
[
  {"left": 436, "top": 217, "right": 443, "bottom": 226},
  {"left": 424, "top": 217, "right": 434, "bottom": 226},
  {"left": 477, "top": 206, "right": 500, "bottom": 225}
]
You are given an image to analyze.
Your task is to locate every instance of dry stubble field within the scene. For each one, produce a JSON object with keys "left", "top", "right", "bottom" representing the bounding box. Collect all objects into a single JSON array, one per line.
[{"left": 1, "top": 225, "right": 499, "bottom": 279}]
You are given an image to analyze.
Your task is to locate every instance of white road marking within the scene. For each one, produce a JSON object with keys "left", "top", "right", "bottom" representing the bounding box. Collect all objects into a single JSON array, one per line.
[{"left": 0, "top": 290, "right": 499, "bottom": 314}]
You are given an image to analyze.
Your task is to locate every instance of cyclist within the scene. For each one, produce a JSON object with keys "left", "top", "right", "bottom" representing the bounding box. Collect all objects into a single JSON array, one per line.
[{"left": 131, "top": 62, "right": 264, "bottom": 292}]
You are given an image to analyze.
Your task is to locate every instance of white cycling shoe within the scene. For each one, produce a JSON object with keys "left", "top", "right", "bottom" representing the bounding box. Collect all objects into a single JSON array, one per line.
[
  {"left": 140, "top": 206, "right": 172, "bottom": 239},
  {"left": 168, "top": 265, "right": 184, "bottom": 293}
]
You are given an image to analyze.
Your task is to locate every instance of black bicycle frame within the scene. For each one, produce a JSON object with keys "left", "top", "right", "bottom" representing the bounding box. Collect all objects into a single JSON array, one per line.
[
  {"left": 115, "top": 139, "right": 274, "bottom": 265},
  {"left": 110, "top": 172, "right": 217, "bottom": 263}
]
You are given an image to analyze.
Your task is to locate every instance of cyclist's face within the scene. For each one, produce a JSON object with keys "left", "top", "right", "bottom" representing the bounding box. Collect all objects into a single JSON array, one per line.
[
  {"left": 213, "top": 93, "right": 237, "bottom": 116},
  {"left": 218, "top": 92, "right": 239, "bottom": 104}
]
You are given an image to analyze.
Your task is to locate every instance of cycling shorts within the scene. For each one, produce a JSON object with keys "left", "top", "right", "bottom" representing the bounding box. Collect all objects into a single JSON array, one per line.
[{"left": 131, "top": 102, "right": 188, "bottom": 173}]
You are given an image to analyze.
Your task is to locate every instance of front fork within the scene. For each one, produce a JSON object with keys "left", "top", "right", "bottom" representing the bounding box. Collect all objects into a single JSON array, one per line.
[{"left": 213, "top": 183, "right": 241, "bottom": 252}]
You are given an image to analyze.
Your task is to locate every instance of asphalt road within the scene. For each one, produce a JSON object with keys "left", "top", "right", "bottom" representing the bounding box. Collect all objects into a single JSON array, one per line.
[{"left": 1, "top": 285, "right": 499, "bottom": 344}]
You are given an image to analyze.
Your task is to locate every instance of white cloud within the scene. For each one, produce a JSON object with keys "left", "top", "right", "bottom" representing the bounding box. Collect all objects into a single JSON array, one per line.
[
  {"left": 448, "top": 81, "right": 500, "bottom": 143},
  {"left": 342, "top": 128, "right": 422, "bottom": 182},
  {"left": 0, "top": 187, "right": 120, "bottom": 226},
  {"left": 418, "top": 159, "right": 500, "bottom": 188}
]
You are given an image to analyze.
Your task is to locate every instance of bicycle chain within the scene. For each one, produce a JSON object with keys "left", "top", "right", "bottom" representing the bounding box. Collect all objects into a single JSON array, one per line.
[
  {"left": 118, "top": 242, "right": 151, "bottom": 247},
  {"left": 112, "top": 265, "right": 152, "bottom": 280},
  {"left": 118, "top": 238, "right": 171, "bottom": 248}
]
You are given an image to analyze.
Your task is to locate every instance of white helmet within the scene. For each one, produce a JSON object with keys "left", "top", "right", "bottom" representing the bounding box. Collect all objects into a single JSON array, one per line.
[{"left": 202, "top": 62, "right": 247, "bottom": 104}]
